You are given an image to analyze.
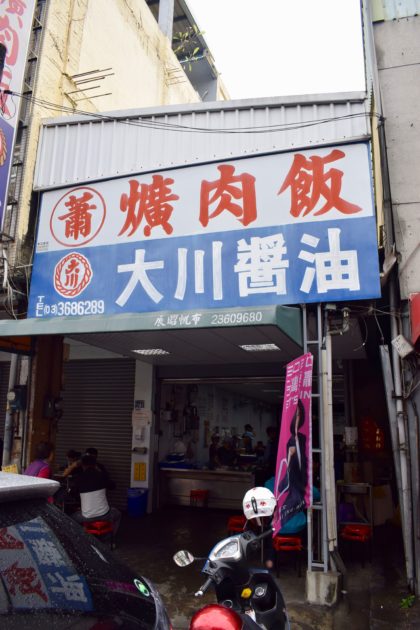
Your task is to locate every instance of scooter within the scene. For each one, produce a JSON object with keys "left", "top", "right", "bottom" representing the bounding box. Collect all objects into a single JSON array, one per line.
[{"left": 174, "top": 527, "right": 290, "bottom": 629}]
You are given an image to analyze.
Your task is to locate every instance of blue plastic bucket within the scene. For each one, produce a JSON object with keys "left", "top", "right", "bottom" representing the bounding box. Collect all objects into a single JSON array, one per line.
[{"left": 127, "top": 488, "right": 148, "bottom": 517}]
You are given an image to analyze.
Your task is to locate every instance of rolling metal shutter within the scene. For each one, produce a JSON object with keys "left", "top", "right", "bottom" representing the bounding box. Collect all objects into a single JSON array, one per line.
[{"left": 56, "top": 359, "right": 135, "bottom": 509}]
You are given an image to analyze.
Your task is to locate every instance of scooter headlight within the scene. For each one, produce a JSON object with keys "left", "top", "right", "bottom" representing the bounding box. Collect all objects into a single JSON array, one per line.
[{"left": 209, "top": 537, "right": 241, "bottom": 561}]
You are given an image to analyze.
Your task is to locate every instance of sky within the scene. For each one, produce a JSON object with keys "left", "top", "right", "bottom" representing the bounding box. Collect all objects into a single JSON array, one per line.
[{"left": 186, "top": 0, "right": 366, "bottom": 100}]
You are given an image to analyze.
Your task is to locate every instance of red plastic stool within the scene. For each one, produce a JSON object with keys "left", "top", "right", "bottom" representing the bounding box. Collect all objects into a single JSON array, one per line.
[
  {"left": 272, "top": 535, "right": 303, "bottom": 577},
  {"left": 190, "top": 489, "right": 209, "bottom": 507},
  {"left": 340, "top": 524, "right": 372, "bottom": 542},
  {"left": 227, "top": 515, "right": 246, "bottom": 535},
  {"left": 339, "top": 524, "right": 372, "bottom": 566},
  {"left": 83, "top": 520, "right": 114, "bottom": 549}
]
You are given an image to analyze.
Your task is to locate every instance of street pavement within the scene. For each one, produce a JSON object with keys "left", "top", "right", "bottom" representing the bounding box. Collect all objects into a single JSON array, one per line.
[{"left": 113, "top": 506, "right": 420, "bottom": 628}]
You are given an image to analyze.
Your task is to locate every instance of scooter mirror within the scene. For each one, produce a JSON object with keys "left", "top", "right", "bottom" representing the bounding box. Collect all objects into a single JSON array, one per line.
[{"left": 173, "top": 550, "right": 195, "bottom": 567}]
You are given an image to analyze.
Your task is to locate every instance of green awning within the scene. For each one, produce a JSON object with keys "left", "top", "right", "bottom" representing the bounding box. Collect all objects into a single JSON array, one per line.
[{"left": 0, "top": 305, "right": 302, "bottom": 347}]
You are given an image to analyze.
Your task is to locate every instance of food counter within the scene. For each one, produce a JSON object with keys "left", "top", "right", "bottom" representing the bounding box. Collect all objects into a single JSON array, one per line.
[{"left": 159, "top": 467, "right": 255, "bottom": 510}]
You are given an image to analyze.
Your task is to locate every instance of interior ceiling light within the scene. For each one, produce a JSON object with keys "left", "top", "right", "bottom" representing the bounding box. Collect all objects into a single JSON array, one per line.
[
  {"left": 132, "top": 348, "right": 170, "bottom": 356},
  {"left": 239, "top": 343, "right": 281, "bottom": 352}
]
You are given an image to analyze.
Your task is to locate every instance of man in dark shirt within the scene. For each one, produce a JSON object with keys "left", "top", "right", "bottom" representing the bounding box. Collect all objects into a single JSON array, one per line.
[
  {"left": 71, "top": 455, "right": 121, "bottom": 537},
  {"left": 217, "top": 439, "right": 238, "bottom": 467},
  {"left": 85, "top": 447, "right": 116, "bottom": 490}
]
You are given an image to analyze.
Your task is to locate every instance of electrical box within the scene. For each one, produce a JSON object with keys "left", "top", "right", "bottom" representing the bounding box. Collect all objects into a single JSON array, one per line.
[
  {"left": 7, "top": 385, "right": 27, "bottom": 411},
  {"left": 391, "top": 334, "right": 414, "bottom": 359},
  {"left": 43, "top": 396, "right": 63, "bottom": 420}
]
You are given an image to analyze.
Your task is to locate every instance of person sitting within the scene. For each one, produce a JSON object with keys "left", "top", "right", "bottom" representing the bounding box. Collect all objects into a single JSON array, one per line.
[
  {"left": 85, "top": 447, "right": 115, "bottom": 490},
  {"left": 264, "top": 475, "right": 320, "bottom": 534},
  {"left": 62, "top": 449, "right": 82, "bottom": 478},
  {"left": 71, "top": 454, "right": 121, "bottom": 539},
  {"left": 24, "top": 442, "right": 54, "bottom": 479}
]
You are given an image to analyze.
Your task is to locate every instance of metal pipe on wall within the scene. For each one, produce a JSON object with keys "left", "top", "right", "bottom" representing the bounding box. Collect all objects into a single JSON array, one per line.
[
  {"left": 389, "top": 276, "right": 414, "bottom": 590},
  {"left": 2, "top": 354, "right": 19, "bottom": 467}
]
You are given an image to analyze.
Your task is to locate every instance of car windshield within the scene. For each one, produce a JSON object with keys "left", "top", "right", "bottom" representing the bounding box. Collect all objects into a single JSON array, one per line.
[{"left": 0, "top": 498, "right": 158, "bottom": 628}]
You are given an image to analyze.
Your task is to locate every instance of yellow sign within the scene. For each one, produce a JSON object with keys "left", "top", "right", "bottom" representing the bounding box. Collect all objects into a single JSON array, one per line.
[
  {"left": 2, "top": 464, "right": 18, "bottom": 473},
  {"left": 133, "top": 462, "right": 147, "bottom": 482}
]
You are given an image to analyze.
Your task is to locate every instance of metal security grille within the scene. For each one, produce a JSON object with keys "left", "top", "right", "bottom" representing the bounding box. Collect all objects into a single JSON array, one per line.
[{"left": 56, "top": 359, "right": 135, "bottom": 509}]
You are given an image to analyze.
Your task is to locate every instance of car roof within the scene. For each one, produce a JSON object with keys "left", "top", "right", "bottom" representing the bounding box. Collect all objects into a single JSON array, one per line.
[{"left": 0, "top": 471, "right": 60, "bottom": 502}]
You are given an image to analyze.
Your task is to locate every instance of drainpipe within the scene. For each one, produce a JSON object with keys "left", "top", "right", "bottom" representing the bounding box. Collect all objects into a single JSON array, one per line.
[
  {"left": 2, "top": 354, "right": 19, "bottom": 467},
  {"left": 389, "top": 277, "right": 414, "bottom": 590},
  {"left": 322, "top": 306, "right": 350, "bottom": 560}
]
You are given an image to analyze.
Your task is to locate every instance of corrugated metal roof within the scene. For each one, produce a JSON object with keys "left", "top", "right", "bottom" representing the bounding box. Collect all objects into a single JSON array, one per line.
[
  {"left": 372, "top": 0, "right": 420, "bottom": 20},
  {"left": 34, "top": 92, "right": 370, "bottom": 190}
]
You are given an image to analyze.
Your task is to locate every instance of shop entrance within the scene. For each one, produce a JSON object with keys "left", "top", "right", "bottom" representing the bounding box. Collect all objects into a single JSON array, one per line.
[
  {"left": 0, "top": 306, "right": 398, "bottom": 585},
  {"left": 156, "top": 375, "right": 283, "bottom": 510}
]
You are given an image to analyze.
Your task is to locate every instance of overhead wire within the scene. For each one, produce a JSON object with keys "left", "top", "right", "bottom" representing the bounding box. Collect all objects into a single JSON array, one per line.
[
  {"left": 5, "top": 89, "right": 380, "bottom": 136},
  {"left": 0, "top": 89, "right": 382, "bottom": 318}
]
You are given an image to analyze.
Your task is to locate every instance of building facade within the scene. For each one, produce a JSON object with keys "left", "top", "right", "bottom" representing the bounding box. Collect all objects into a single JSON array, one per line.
[
  {"left": 0, "top": 0, "right": 225, "bottom": 469},
  {"left": 0, "top": 0, "right": 418, "bottom": 600},
  {"left": 369, "top": 0, "right": 420, "bottom": 594}
]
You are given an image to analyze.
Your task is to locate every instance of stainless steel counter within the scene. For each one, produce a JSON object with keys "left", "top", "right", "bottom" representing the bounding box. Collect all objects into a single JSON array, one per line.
[{"left": 159, "top": 468, "right": 255, "bottom": 509}]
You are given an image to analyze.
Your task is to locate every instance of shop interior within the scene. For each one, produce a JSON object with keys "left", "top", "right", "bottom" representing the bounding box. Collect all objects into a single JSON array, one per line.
[
  {"left": 156, "top": 356, "right": 396, "bottom": 544},
  {"left": 158, "top": 379, "right": 280, "bottom": 471}
]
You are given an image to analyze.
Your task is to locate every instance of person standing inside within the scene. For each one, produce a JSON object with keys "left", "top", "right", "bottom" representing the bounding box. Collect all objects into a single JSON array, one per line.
[
  {"left": 71, "top": 454, "right": 121, "bottom": 539},
  {"left": 24, "top": 442, "right": 54, "bottom": 479},
  {"left": 208, "top": 435, "right": 220, "bottom": 470},
  {"left": 242, "top": 424, "right": 255, "bottom": 454}
]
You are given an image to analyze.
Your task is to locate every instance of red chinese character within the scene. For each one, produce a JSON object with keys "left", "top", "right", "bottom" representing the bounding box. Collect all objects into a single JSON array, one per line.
[
  {"left": 278, "top": 149, "right": 362, "bottom": 217},
  {"left": 0, "top": 528, "right": 24, "bottom": 549},
  {"left": 6, "top": 0, "right": 27, "bottom": 16},
  {"left": 64, "top": 257, "right": 80, "bottom": 288},
  {"left": 58, "top": 192, "right": 96, "bottom": 240},
  {"left": 119, "top": 175, "right": 178, "bottom": 237},
  {"left": 3, "top": 561, "right": 48, "bottom": 602},
  {"left": 200, "top": 164, "right": 257, "bottom": 227},
  {"left": 0, "top": 15, "right": 19, "bottom": 66},
  {"left": 0, "top": 66, "right": 13, "bottom": 117},
  {"left": 5, "top": 0, "right": 26, "bottom": 28}
]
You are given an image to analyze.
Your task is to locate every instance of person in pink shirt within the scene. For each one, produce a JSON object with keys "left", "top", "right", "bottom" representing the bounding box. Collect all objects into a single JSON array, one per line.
[{"left": 24, "top": 441, "right": 54, "bottom": 479}]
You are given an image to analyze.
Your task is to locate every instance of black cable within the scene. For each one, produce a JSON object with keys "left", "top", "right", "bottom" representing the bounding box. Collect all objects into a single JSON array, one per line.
[{"left": 7, "top": 89, "right": 379, "bottom": 136}]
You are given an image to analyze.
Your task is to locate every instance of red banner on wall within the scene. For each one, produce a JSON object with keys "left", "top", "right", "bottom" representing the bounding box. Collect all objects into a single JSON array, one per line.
[{"left": 410, "top": 293, "right": 420, "bottom": 350}]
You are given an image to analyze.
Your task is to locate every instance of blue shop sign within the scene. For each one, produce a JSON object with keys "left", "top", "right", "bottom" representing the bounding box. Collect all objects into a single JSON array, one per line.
[{"left": 29, "top": 142, "right": 381, "bottom": 319}]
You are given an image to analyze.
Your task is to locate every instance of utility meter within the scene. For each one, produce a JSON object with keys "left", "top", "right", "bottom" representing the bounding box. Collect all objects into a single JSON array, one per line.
[{"left": 7, "top": 385, "right": 27, "bottom": 411}]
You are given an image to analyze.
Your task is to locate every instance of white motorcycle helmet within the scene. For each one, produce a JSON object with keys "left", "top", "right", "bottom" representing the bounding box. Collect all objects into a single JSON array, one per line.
[{"left": 243, "top": 486, "right": 277, "bottom": 521}]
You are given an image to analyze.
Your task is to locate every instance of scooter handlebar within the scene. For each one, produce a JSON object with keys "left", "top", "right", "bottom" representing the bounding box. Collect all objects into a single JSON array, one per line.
[
  {"left": 194, "top": 577, "right": 213, "bottom": 597},
  {"left": 252, "top": 527, "right": 274, "bottom": 543}
]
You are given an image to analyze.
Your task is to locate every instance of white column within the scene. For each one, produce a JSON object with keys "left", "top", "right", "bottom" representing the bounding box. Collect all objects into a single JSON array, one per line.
[{"left": 131, "top": 361, "right": 155, "bottom": 512}]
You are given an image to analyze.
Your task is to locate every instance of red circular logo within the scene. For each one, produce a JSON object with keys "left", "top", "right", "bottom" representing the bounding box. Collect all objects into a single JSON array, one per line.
[
  {"left": 50, "top": 186, "right": 106, "bottom": 247},
  {"left": 54, "top": 253, "right": 93, "bottom": 298}
]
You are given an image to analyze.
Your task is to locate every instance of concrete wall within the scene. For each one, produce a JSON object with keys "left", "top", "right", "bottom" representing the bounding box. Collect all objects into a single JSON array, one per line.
[
  {"left": 13, "top": 0, "right": 199, "bottom": 267},
  {"left": 373, "top": 15, "right": 420, "bottom": 297}
]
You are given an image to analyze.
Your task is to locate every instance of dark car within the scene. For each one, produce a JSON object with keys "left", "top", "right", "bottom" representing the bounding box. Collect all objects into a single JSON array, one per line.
[{"left": 0, "top": 472, "right": 171, "bottom": 629}]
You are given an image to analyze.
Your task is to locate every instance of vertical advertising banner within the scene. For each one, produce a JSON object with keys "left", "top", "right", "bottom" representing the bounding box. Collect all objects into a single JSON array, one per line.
[
  {"left": 273, "top": 352, "right": 313, "bottom": 535},
  {"left": 0, "top": 0, "right": 36, "bottom": 228}
]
